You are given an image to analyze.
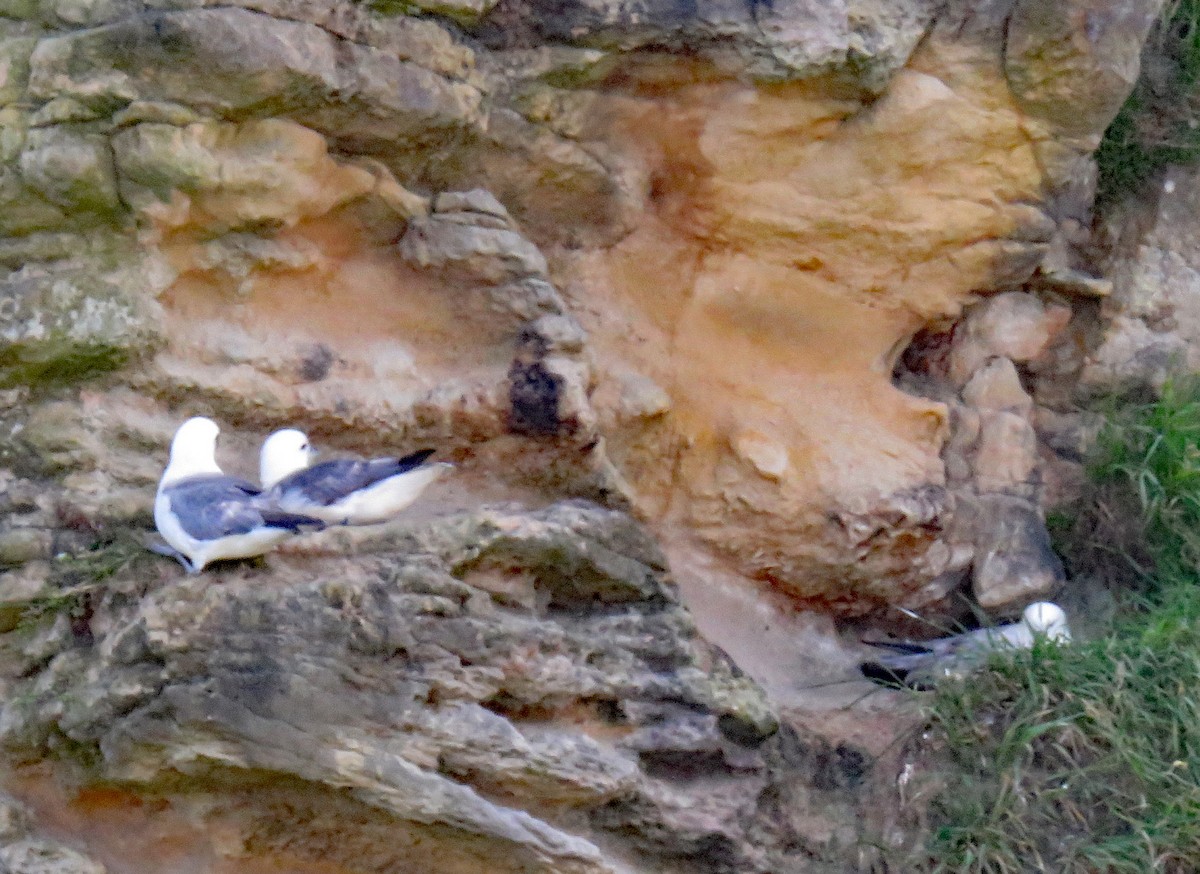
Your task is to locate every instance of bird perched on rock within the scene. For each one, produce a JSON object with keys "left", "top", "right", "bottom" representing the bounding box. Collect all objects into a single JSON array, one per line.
[
  {"left": 154, "top": 417, "right": 325, "bottom": 573},
  {"left": 859, "top": 601, "right": 1071, "bottom": 689},
  {"left": 258, "top": 428, "right": 449, "bottom": 526}
]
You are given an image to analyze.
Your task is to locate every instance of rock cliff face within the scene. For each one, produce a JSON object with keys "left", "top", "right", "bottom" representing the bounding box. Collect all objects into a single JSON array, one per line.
[{"left": 0, "top": 0, "right": 1177, "bottom": 870}]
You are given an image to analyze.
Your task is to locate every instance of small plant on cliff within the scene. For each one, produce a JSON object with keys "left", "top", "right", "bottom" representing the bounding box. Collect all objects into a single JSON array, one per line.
[{"left": 915, "top": 377, "right": 1200, "bottom": 873}]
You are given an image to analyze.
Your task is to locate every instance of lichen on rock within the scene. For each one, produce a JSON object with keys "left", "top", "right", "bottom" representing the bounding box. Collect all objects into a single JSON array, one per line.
[{"left": 0, "top": 256, "right": 165, "bottom": 388}]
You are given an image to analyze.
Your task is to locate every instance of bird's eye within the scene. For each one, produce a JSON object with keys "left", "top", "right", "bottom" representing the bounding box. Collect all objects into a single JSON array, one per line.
[{"left": 301, "top": 443, "right": 310, "bottom": 451}]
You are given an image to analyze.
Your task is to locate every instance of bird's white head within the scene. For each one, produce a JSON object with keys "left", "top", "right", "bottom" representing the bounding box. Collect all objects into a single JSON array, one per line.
[
  {"left": 260, "top": 428, "right": 317, "bottom": 487},
  {"left": 161, "top": 416, "right": 222, "bottom": 486},
  {"left": 1022, "top": 602, "right": 1070, "bottom": 642}
]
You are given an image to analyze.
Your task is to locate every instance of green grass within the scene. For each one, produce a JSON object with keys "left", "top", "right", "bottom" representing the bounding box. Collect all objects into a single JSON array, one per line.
[
  {"left": 915, "top": 377, "right": 1200, "bottom": 873},
  {"left": 1096, "top": 0, "right": 1200, "bottom": 204}
]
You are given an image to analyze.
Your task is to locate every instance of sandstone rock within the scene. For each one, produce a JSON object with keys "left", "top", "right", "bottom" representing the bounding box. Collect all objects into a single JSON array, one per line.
[
  {"left": 969, "top": 494, "right": 1065, "bottom": 610},
  {"left": 0, "top": 0, "right": 1138, "bottom": 622},
  {"left": 612, "top": 371, "right": 671, "bottom": 422},
  {"left": 113, "top": 119, "right": 377, "bottom": 230},
  {"left": 732, "top": 429, "right": 790, "bottom": 482},
  {"left": 961, "top": 357, "right": 1033, "bottom": 416},
  {"left": 0, "top": 0, "right": 1172, "bottom": 868},
  {"left": 0, "top": 502, "right": 813, "bottom": 874},
  {"left": 949, "top": 292, "right": 1055, "bottom": 384},
  {"left": 971, "top": 410, "right": 1038, "bottom": 499}
]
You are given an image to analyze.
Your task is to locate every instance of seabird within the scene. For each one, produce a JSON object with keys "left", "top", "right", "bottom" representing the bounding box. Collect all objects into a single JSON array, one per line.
[
  {"left": 258, "top": 428, "right": 449, "bottom": 526},
  {"left": 154, "top": 417, "right": 325, "bottom": 573},
  {"left": 859, "top": 601, "right": 1071, "bottom": 689}
]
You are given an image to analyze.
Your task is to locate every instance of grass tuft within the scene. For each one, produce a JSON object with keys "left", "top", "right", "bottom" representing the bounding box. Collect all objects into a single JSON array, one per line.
[{"left": 915, "top": 377, "right": 1200, "bottom": 873}]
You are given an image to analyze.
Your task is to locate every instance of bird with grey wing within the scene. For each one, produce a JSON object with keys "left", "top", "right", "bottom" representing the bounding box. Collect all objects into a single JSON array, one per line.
[
  {"left": 153, "top": 417, "right": 326, "bottom": 573},
  {"left": 859, "top": 602, "right": 1071, "bottom": 690},
  {"left": 258, "top": 428, "right": 450, "bottom": 526}
]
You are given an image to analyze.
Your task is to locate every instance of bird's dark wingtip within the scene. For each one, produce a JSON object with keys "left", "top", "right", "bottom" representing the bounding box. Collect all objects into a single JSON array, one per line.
[
  {"left": 397, "top": 448, "right": 436, "bottom": 468},
  {"left": 260, "top": 511, "right": 327, "bottom": 533},
  {"left": 861, "top": 637, "right": 934, "bottom": 655},
  {"left": 859, "top": 661, "right": 913, "bottom": 689}
]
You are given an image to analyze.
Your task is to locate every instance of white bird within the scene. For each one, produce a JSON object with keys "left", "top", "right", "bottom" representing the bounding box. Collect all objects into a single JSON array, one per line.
[
  {"left": 859, "top": 601, "right": 1071, "bottom": 689},
  {"left": 153, "top": 417, "right": 325, "bottom": 573},
  {"left": 258, "top": 429, "right": 449, "bottom": 526}
]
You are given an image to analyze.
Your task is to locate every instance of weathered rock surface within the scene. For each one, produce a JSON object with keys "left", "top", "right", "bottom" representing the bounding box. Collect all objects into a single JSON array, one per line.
[
  {"left": 0, "top": 0, "right": 1157, "bottom": 615},
  {"left": 0, "top": 0, "right": 1178, "bottom": 867},
  {"left": 1084, "top": 165, "right": 1200, "bottom": 395},
  {"left": 0, "top": 792, "right": 106, "bottom": 874},
  {"left": 0, "top": 502, "right": 880, "bottom": 873}
]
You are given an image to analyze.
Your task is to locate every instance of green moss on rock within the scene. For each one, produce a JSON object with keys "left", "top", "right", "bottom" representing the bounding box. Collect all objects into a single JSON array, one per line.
[{"left": 0, "top": 262, "right": 163, "bottom": 388}]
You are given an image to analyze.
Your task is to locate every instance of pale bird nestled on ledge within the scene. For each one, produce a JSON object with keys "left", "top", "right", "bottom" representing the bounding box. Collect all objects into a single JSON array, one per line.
[
  {"left": 259, "top": 428, "right": 449, "bottom": 526},
  {"left": 859, "top": 601, "right": 1071, "bottom": 690},
  {"left": 153, "top": 417, "right": 326, "bottom": 574}
]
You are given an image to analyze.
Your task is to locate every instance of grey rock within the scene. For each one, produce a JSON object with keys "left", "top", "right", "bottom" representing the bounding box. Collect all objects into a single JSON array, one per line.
[
  {"left": 0, "top": 257, "right": 165, "bottom": 389},
  {"left": 0, "top": 528, "right": 50, "bottom": 568},
  {"left": 436, "top": 188, "right": 512, "bottom": 219},
  {"left": 0, "top": 839, "right": 107, "bottom": 874},
  {"left": 399, "top": 197, "right": 550, "bottom": 283},
  {"left": 18, "top": 128, "right": 122, "bottom": 217},
  {"left": 27, "top": 8, "right": 482, "bottom": 138},
  {"left": 0, "top": 502, "right": 807, "bottom": 873},
  {"left": 1030, "top": 266, "right": 1112, "bottom": 299},
  {"left": 480, "top": 0, "right": 937, "bottom": 88},
  {"left": 1006, "top": 0, "right": 1163, "bottom": 143},
  {"left": 0, "top": 794, "right": 106, "bottom": 874},
  {"left": 969, "top": 494, "right": 1065, "bottom": 610},
  {"left": 1084, "top": 165, "right": 1200, "bottom": 395},
  {"left": 961, "top": 357, "right": 1033, "bottom": 415},
  {"left": 0, "top": 37, "right": 36, "bottom": 107}
]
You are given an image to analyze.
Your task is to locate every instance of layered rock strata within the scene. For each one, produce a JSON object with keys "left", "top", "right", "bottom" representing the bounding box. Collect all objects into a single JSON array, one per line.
[
  {"left": 0, "top": 0, "right": 1180, "bottom": 869},
  {"left": 0, "top": 503, "right": 878, "bottom": 873},
  {"left": 0, "top": 0, "right": 1164, "bottom": 615}
]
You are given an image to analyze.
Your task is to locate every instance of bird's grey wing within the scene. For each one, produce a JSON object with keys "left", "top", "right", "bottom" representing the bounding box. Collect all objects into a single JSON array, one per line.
[
  {"left": 167, "top": 476, "right": 320, "bottom": 539},
  {"left": 275, "top": 451, "right": 435, "bottom": 507}
]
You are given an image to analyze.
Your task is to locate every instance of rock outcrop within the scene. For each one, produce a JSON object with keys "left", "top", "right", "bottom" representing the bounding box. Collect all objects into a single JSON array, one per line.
[
  {"left": 0, "top": 0, "right": 1165, "bottom": 616},
  {"left": 0, "top": 0, "right": 1181, "bottom": 868},
  {"left": 0, "top": 502, "right": 883, "bottom": 873}
]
